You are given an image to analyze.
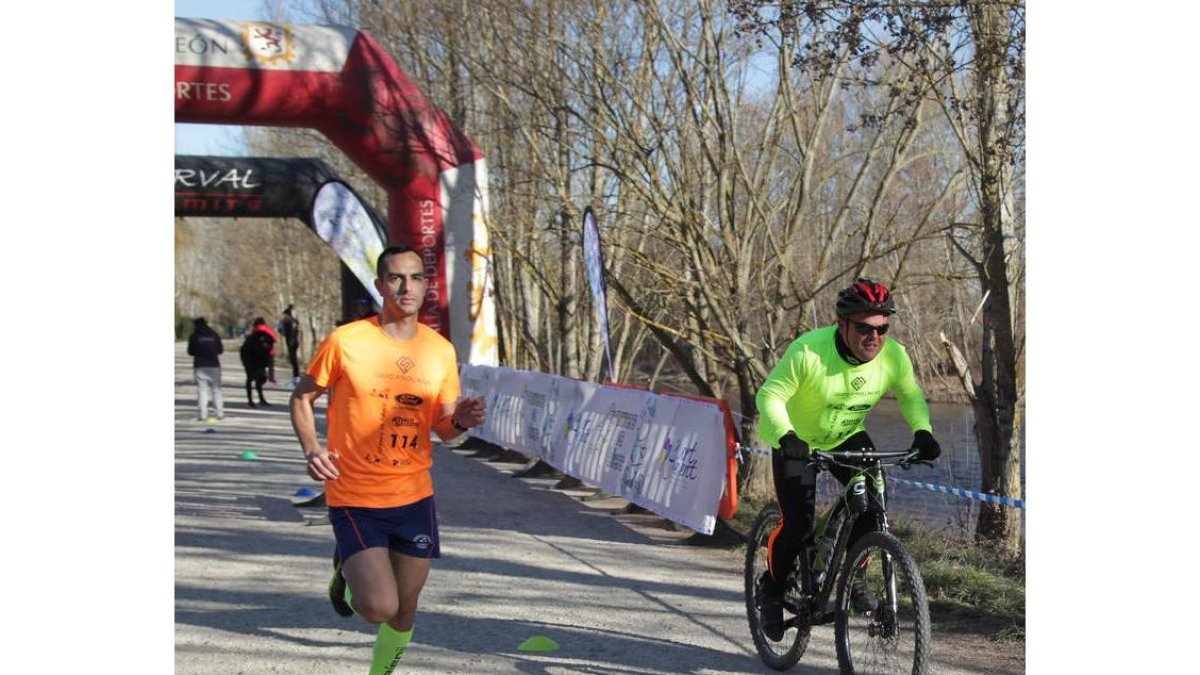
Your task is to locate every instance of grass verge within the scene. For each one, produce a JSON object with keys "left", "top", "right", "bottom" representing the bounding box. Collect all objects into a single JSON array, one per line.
[{"left": 889, "top": 518, "right": 1024, "bottom": 641}]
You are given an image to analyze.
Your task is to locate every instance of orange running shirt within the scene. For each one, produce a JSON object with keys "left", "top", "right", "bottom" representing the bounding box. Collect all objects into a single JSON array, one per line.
[{"left": 307, "top": 317, "right": 462, "bottom": 508}]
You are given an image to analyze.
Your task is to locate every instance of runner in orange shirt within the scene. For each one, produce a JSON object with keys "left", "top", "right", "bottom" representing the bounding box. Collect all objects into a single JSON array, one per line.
[{"left": 290, "top": 244, "right": 485, "bottom": 675}]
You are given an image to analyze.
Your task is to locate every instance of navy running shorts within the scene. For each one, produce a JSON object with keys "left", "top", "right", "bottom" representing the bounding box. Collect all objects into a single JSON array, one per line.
[{"left": 329, "top": 496, "right": 441, "bottom": 561}]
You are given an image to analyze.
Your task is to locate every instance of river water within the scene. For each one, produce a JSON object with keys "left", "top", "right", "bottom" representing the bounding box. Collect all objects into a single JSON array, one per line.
[{"left": 807, "top": 398, "right": 1026, "bottom": 541}]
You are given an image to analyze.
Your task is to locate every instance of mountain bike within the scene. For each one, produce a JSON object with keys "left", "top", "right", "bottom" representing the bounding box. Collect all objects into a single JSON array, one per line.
[{"left": 744, "top": 447, "right": 932, "bottom": 674}]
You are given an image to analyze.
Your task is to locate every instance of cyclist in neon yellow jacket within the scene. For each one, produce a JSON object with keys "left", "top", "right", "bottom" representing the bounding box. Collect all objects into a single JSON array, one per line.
[{"left": 754, "top": 278, "right": 941, "bottom": 641}]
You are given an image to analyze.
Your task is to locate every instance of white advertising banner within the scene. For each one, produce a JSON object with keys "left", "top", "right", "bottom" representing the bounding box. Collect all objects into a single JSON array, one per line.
[
  {"left": 485, "top": 366, "right": 526, "bottom": 451},
  {"left": 520, "top": 371, "right": 576, "bottom": 464},
  {"left": 458, "top": 365, "right": 727, "bottom": 534}
]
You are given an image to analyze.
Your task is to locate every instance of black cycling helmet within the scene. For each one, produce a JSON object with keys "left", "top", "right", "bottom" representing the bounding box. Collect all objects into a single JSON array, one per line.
[{"left": 836, "top": 278, "right": 896, "bottom": 317}]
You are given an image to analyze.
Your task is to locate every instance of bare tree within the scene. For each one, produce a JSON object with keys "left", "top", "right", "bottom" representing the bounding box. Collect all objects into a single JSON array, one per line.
[
  {"left": 188, "top": 2, "right": 1019, "bottom": 530},
  {"left": 550, "top": 0, "right": 960, "bottom": 494},
  {"left": 329, "top": 0, "right": 977, "bottom": 486},
  {"left": 174, "top": 214, "right": 342, "bottom": 346},
  {"left": 731, "top": 0, "right": 1026, "bottom": 554}
]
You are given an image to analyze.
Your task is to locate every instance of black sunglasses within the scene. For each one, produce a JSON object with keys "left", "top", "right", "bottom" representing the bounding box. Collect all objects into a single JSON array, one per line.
[{"left": 845, "top": 318, "right": 890, "bottom": 336}]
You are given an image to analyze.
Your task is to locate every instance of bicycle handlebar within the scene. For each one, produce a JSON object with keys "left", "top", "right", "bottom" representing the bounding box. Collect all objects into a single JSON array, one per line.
[{"left": 808, "top": 448, "right": 933, "bottom": 471}]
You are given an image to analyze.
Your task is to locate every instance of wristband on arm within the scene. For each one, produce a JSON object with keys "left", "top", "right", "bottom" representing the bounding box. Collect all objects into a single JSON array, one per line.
[{"left": 435, "top": 413, "right": 468, "bottom": 439}]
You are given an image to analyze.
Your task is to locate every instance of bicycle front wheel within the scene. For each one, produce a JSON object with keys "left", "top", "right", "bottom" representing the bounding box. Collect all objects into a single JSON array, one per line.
[
  {"left": 744, "top": 504, "right": 810, "bottom": 670},
  {"left": 834, "top": 531, "right": 931, "bottom": 675}
]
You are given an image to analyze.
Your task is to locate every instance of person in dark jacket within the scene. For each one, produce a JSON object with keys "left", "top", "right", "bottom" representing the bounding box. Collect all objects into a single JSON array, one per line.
[
  {"left": 278, "top": 304, "right": 302, "bottom": 380},
  {"left": 240, "top": 317, "right": 276, "bottom": 407},
  {"left": 187, "top": 317, "right": 225, "bottom": 420}
]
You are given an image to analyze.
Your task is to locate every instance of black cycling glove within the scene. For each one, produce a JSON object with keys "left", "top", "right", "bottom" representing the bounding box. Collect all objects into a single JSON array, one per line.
[
  {"left": 912, "top": 429, "right": 941, "bottom": 461},
  {"left": 776, "top": 431, "right": 810, "bottom": 461}
]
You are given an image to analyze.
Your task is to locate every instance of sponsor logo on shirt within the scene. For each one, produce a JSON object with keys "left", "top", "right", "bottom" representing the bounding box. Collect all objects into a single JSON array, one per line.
[
  {"left": 397, "top": 356, "right": 415, "bottom": 373},
  {"left": 395, "top": 393, "right": 424, "bottom": 406}
]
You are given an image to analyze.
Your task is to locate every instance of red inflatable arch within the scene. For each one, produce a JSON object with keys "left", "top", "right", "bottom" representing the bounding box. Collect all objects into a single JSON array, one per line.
[{"left": 175, "top": 18, "right": 497, "bottom": 366}]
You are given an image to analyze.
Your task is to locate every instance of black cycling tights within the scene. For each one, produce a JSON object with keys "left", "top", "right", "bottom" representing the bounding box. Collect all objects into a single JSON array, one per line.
[{"left": 768, "top": 431, "right": 880, "bottom": 589}]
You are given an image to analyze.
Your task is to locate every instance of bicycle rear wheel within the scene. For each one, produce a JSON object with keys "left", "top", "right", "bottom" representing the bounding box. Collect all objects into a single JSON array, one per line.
[
  {"left": 744, "top": 504, "right": 810, "bottom": 670},
  {"left": 834, "top": 531, "right": 931, "bottom": 675}
]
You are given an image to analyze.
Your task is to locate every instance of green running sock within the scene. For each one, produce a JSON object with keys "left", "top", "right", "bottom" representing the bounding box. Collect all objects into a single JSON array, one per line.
[{"left": 368, "top": 624, "right": 413, "bottom": 675}]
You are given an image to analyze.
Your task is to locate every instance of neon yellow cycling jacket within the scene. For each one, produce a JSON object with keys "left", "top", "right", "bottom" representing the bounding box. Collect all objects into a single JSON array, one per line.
[{"left": 756, "top": 325, "right": 932, "bottom": 450}]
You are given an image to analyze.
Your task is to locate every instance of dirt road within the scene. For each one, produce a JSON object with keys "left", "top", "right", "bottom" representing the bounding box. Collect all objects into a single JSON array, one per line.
[{"left": 174, "top": 344, "right": 1021, "bottom": 674}]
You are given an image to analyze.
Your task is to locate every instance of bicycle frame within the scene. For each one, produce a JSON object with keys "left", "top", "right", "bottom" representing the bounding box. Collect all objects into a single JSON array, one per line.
[{"left": 799, "top": 449, "right": 911, "bottom": 624}]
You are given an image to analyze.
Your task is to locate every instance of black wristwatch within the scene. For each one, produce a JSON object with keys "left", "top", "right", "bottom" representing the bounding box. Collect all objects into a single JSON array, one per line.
[{"left": 451, "top": 416, "right": 469, "bottom": 433}]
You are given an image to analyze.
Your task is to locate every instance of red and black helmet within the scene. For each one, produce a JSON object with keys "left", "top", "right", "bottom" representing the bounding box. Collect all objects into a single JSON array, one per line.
[{"left": 836, "top": 278, "right": 896, "bottom": 317}]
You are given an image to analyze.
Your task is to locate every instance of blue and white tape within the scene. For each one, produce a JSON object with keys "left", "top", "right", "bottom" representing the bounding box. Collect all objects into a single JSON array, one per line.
[
  {"left": 737, "top": 444, "right": 1024, "bottom": 509},
  {"left": 887, "top": 476, "right": 1024, "bottom": 509},
  {"left": 737, "top": 444, "right": 775, "bottom": 460}
]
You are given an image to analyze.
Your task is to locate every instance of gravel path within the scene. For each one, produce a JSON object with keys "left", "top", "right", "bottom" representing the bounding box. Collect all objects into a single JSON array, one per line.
[{"left": 174, "top": 344, "right": 1022, "bottom": 674}]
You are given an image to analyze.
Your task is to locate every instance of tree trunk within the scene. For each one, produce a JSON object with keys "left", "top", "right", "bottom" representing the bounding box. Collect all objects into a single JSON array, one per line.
[
  {"left": 969, "top": 1, "right": 1023, "bottom": 556},
  {"left": 971, "top": 244, "right": 1022, "bottom": 555},
  {"left": 559, "top": 207, "right": 579, "bottom": 378},
  {"left": 735, "top": 360, "right": 771, "bottom": 498}
]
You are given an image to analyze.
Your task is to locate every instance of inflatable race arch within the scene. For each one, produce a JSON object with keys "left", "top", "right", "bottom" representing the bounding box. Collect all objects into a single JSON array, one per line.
[
  {"left": 175, "top": 18, "right": 497, "bottom": 365},
  {"left": 175, "top": 154, "right": 390, "bottom": 318}
]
